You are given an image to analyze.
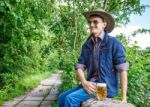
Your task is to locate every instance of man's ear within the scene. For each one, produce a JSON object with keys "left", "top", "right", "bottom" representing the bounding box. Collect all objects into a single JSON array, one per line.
[{"left": 103, "top": 22, "right": 107, "bottom": 29}]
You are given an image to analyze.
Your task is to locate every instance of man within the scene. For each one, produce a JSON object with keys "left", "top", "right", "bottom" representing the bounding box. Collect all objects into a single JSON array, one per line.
[{"left": 58, "top": 9, "right": 128, "bottom": 107}]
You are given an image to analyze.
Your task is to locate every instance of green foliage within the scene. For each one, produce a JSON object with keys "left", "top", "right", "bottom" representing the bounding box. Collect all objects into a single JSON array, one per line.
[
  {"left": 0, "top": 0, "right": 58, "bottom": 85},
  {"left": 127, "top": 48, "right": 150, "bottom": 107},
  {"left": 60, "top": 51, "right": 79, "bottom": 92},
  {"left": 51, "top": 100, "right": 58, "bottom": 107},
  {"left": 0, "top": 0, "right": 60, "bottom": 103}
]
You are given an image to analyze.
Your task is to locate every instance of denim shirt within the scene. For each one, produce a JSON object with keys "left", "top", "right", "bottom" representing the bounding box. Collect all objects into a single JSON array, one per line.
[{"left": 76, "top": 32, "right": 128, "bottom": 97}]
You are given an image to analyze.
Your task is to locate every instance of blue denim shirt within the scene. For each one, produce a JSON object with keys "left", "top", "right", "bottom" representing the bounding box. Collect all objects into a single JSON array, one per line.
[{"left": 76, "top": 32, "right": 127, "bottom": 97}]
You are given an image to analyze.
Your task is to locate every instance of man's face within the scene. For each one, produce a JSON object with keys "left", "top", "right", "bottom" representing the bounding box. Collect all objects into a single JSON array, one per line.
[{"left": 88, "top": 16, "right": 107, "bottom": 35}]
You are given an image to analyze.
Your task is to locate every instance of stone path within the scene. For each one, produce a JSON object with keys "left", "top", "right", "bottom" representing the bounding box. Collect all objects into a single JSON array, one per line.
[{"left": 0, "top": 71, "right": 62, "bottom": 107}]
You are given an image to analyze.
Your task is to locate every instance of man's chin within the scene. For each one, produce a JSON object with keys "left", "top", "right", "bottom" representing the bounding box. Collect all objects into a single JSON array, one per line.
[
  {"left": 91, "top": 32, "right": 98, "bottom": 35},
  {"left": 90, "top": 31, "right": 97, "bottom": 34}
]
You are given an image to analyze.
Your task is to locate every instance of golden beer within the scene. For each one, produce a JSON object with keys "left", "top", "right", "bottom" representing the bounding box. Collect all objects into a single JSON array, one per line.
[{"left": 97, "top": 83, "right": 107, "bottom": 101}]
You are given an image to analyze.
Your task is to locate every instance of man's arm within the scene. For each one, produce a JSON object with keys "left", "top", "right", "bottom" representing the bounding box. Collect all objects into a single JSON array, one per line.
[
  {"left": 76, "top": 68, "right": 86, "bottom": 83},
  {"left": 120, "top": 71, "right": 128, "bottom": 102},
  {"left": 76, "top": 68, "right": 96, "bottom": 95},
  {"left": 116, "top": 63, "right": 128, "bottom": 102},
  {"left": 112, "top": 38, "right": 129, "bottom": 102},
  {"left": 75, "top": 44, "right": 96, "bottom": 95}
]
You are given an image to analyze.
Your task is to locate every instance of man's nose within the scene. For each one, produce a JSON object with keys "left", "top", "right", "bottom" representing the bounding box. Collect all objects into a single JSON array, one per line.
[{"left": 90, "top": 22, "right": 95, "bottom": 27}]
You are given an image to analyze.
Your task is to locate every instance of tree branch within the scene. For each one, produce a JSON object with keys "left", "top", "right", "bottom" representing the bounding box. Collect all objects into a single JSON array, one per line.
[{"left": 103, "top": 0, "right": 107, "bottom": 9}]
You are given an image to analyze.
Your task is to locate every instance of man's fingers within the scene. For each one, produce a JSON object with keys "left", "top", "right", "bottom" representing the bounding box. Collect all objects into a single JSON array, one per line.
[
  {"left": 91, "top": 82, "right": 96, "bottom": 86},
  {"left": 87, "top": 87, "right": 96, "bottom": 94},
  {"left": 89, "top": 83, "right": 96, "bottom": 91},
  {"left": 83, "top": 81, "right": 97, "bottom": 94},
  {"left": 87, "top": 89, "right": 94, "bottom": 95},
  {"left": 91, "top": 85, "right": 96, "bottom": 90},
  {"left": 85, "top": 86, "right": 95, "bottom": 94},
  {"left": 87, "top": 90, "right": 92, "bottom": 95},
  {"left": 90, "top": 86, "right": 96, "bottom": 91},
  {"left": 90, "top": 82, "right": 96, "bottom": 88}
]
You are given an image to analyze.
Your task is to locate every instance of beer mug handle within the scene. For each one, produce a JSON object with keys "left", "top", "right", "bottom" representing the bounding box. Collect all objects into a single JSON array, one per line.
[
  {"left": 96, "top": 82, "right": 98, "bottom": 94},
  {"left": 96, "top": 82, "right": 98, "bottom": 96}
]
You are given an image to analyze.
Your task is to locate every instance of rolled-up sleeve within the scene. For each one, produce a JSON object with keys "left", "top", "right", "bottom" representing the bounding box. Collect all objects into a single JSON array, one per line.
[
  {"left": 75, "top": 45, "right": 87, "bottom": 71},
  {"left": 75, "top": 63, "right": 86, "bottom": 71},
  {"left": 115, "top": 62, "right": 129, "bottom": 72},
  {"left": 113, "top": 39, "right": 128, "bottom": 72}
]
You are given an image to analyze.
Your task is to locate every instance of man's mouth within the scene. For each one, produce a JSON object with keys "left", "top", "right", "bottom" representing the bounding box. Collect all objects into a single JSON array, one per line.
[{"left": 90, "top": 27, "right": 97, "bottom": 29}]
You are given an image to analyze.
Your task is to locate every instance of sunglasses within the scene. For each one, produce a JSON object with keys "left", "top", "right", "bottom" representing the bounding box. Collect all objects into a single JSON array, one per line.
[{"left": 88, "top": 20, "right": 100, "bottom": 25}]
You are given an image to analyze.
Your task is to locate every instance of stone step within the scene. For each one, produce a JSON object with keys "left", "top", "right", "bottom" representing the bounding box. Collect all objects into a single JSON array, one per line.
[{"left": 81, "top": 98, "right": 135, "bottom": 107}]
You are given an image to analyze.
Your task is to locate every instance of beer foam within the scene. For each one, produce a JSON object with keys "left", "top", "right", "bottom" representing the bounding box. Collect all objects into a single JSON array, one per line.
[{"left": 97, "top": 83, "right": 107, "bottom": 87}]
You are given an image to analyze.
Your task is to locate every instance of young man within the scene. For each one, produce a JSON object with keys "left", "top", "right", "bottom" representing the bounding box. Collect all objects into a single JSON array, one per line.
[{"left": 58, "top": 9, "right": 128, "bottom": 107}]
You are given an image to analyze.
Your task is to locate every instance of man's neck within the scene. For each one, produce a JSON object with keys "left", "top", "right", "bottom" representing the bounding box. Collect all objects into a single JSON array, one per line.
[{"left": 92, "top": 31, "right": 104, "bottom": 38}]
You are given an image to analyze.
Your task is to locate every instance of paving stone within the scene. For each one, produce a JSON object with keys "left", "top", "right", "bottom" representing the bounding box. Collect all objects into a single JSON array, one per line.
[
  {"left": 55, "top": 80, "right": 62, "bottom": 85},
  {"left": 28, "top": 85, "right": 51, "bottom": 97},
  {"left": 16, "top": 101, "right": 41, "bottom": 106},
  {"left": 58, "top": 71, "right": 62, "bottom": 74},
  {"left": 51, "top": 74, "right": 60, "bottom": 77},
  {"left": 44, "top": 94, "right": 58, "bottom": 101},
  {"left": 41, "top": 79, "right": 57, "bottom": 86},
  {"left": 56, "top": 75, "right": 61, "bottom": 79},
  {"left": 1, "top": 100, "right": 19, "bottom": 106},
  {"left": 49, "top": 86, "right": 60, "bottom": 95},
  {"left": 24, "top": 96, "right": 44, "bottom": 101},
  {"left": 13, "top": 96, "right": 25, "bottom": 101},
  {"left": 16, "top": 105, "right": 37, "bottom": 107},
  {"left": 40, "top": 100, "right": 53, "bottom": 106},
  {"left": 41, "top": 72, "right": 62, "bottom": 86},
  {"left": 50, "top": 90, "right": 59, "bottom": 95},
  {"left": 0, "top": 105, "right": 13, "bottom": 107}
]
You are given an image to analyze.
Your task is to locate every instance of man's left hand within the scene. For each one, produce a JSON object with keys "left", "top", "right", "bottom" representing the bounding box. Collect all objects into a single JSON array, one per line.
[{"left": 121, "top": 98, "right": 127, "bottom": 103}]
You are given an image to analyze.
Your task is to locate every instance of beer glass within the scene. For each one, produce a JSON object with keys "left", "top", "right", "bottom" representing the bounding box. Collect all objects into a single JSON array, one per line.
[{"left": 96, "top": 83, "right": 107, "bottom": 100}]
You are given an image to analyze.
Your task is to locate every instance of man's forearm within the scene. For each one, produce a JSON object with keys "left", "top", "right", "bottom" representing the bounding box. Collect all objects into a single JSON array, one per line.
[
  {"left": 76, "top": 69, "right": 86, "bottom": 83},
  {"left": 76, "top": 69, "right": 96, "bottom": 94},
  {"left": 120, "top": 71, "right": 128, "bottom": 101}
]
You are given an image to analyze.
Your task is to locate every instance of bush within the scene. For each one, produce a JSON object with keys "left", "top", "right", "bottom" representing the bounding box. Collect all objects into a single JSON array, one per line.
[
  {"left": 127, "top": 48, "right": 150, "bottom": 107},
  {"left": 0, "top": 0, "right": 59, "bottom": 88}
]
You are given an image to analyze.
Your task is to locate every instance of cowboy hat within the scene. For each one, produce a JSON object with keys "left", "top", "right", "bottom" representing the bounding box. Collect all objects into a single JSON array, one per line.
[{"left": 83, "top": 9, "right": 115, "bottom": 33}]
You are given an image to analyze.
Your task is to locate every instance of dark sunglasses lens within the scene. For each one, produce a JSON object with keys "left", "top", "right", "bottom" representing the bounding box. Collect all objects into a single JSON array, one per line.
[
  {"left": 93, "top": 20, "right": 98, "bottom": 25},
  {"left": 88, "top": 20, "right": 98, "bottom": 25}
]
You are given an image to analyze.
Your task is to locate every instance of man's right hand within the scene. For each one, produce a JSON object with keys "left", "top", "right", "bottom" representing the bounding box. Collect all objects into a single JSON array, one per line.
[
  {"left": 82, "top": 80, "right": 96, "bottom": 95},
  {"left": 76, "top": 69, "right": 96, "bottom": 95}
]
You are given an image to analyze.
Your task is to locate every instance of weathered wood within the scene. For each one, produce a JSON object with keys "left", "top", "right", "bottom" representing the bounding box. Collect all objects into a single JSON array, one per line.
[{"left": 82, "top": 98, "right": 135, "bottom": 107}]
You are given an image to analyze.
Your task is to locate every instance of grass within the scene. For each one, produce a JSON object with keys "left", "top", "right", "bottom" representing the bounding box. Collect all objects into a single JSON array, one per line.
[
  {"left": 0, "top": 71, "right": 52, "bottom": 105},
  {"left": 51, "top": 100, "right": 58, "bottom": 107},
  {"left": 114, "top": 89, "right": 122, "bottom": 100}
]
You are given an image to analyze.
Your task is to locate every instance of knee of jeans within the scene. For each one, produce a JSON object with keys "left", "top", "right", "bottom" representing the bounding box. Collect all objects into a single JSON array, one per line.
[{"left": 65, "top": 94, "right": 73, "bottom": 102}]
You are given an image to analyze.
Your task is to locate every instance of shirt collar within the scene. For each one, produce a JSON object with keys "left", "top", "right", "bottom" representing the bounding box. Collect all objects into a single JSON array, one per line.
[
  {"left": 85, "top": 32, "right": 109, "bottom": 50},
  {"left": 91, "top": 31, "right": 105, "bottom": 43}
]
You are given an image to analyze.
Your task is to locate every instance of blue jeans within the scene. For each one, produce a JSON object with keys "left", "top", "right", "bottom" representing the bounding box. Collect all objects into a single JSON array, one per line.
[{"left": 58, "top": 85, "right": 95, "bottom": 107}]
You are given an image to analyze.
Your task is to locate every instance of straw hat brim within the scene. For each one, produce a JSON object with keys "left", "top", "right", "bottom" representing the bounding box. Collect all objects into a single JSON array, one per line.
[{"left": 83, "top": 10, "right": 115, "bottom": 33}]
